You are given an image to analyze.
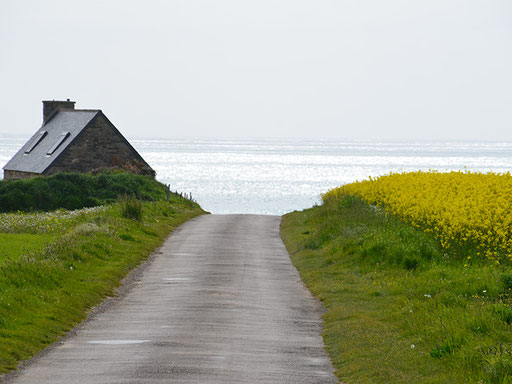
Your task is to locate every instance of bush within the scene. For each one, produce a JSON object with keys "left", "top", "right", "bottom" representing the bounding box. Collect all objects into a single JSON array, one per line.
[{"left": 0, "top": 171, "right": 168, "bottom": 212}]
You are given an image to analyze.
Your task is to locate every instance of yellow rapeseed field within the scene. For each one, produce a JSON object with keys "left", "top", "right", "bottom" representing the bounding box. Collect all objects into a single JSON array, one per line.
[{"left": 323, "top": 171, "right": 512, "bottom": 262}]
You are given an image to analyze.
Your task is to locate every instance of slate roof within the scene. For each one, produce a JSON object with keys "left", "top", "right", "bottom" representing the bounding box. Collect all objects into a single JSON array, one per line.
[{"left": 3, "top": 110, "right": 99, "bottom": 174}]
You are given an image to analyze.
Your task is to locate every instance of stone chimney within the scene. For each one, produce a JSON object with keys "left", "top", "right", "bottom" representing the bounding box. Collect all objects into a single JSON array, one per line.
[{"left": 43, "top": 99, "right": 75, "bottom": 124}]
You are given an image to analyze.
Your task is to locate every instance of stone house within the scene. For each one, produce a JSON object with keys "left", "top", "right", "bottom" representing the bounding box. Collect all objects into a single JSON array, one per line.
[{"left": 3, "top": 100, "right": 155, "bottom": 180}]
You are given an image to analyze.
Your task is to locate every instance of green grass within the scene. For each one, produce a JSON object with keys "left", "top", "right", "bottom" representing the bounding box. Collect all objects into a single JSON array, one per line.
[
  {"left": 0, "top": 196, "right": 204, "bottom": 374},
  {"left": 281, "top": 195, "right": 512, "bottom": 383},
  {"left": 0, "top": 234, "right": 58, "bottom": 263}
]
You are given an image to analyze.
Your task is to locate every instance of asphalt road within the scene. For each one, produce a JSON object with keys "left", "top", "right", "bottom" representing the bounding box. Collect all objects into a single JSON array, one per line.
[{"left": 4, "top": 215, "right": 337, "bottom": 384}]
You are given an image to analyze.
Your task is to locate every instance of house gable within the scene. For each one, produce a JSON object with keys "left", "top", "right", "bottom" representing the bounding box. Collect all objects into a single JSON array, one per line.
[{"left": 46, "top": 112, "right": 154, "bottom": 176}]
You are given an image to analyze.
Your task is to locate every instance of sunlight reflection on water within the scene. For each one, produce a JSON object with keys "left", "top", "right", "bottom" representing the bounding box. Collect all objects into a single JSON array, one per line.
[{"left": 2, "top": 136, "right": 511, "bottom": 215}]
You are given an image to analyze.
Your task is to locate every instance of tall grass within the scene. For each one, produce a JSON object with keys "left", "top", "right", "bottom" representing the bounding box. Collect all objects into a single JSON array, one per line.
[{"left": 119, "top": 195, "right": 143, "bottom": 221}]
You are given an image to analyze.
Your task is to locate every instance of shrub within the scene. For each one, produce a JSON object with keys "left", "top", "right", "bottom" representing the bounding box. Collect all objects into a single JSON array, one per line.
[{"left": 0, "top": 171, "right": 168, "bottom": 213}]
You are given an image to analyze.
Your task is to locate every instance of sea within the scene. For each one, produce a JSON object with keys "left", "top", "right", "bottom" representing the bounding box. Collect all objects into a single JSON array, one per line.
[{"left": 1, "top": 136, "right": 511, "bottom": 215}]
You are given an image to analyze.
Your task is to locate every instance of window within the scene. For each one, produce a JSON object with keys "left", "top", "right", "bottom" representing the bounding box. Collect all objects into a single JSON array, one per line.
[
  {"left": 47, "top": 132, "right": 70, "bottom": 155},
  {"left": 25, "top": 131, "right": 47, "bottom": 153}
]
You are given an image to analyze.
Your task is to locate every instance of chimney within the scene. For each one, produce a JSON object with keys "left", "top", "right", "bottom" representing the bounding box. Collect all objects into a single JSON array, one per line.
[{"left": 43, "top": 99, "right": 76, "bottom": 124}]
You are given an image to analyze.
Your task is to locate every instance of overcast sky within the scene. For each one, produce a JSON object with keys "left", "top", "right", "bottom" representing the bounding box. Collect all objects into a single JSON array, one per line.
[{"left": 1, "top": 0, "right": 511, "bottom": 140}]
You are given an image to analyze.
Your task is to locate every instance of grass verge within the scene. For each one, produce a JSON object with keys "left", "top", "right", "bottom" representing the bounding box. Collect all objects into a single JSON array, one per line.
[
  {"left": 0, "top": 234, "right": 58, "bottom": 263},
  {"left": 0, "top": 197, "right": 204, "bottom": 374},
  {"left": 281, "top": 195, "right": 512, "bottom": 383}
]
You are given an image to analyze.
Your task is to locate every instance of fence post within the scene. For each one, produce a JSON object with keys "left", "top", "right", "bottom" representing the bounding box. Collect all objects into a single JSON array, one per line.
[{"left": 166, "top": 184, "right": 170, "bottom": 202}]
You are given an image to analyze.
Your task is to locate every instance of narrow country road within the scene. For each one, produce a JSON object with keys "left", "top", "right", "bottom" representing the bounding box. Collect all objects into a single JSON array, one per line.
[{"left": 4, "top": 215, "right": 337, "bottom": 384}]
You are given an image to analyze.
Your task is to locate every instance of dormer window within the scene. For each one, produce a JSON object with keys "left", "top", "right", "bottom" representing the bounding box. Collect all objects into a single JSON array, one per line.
[
  {"left": 25, "top": 131, "right": 47, "bottom": 154},
  {"left": 47, "top": 132, "right": 70, "bottom": 155}
]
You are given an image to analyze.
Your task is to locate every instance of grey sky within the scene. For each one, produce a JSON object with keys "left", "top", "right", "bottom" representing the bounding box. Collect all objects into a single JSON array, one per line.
[{"left": 1, "top": 0, "right": 511, "bottom": 140}]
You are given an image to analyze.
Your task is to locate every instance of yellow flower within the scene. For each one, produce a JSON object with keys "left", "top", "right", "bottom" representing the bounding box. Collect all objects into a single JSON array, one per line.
[{"left": 323, "top": 171, "right": 512, "bottom": 263}]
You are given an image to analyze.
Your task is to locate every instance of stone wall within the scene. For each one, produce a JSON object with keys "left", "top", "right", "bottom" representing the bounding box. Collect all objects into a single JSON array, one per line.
[
  {"left": 47, "top": 114, "right": 155, "bottom": 177},
  {"left": 3, "top": 170, "right": 41, "bottom": 180}
]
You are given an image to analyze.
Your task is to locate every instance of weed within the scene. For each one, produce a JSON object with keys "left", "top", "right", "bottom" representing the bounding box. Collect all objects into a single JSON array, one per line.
[
  {"left": 119, "top": 195, "right": 143, "bottom": 221},
  {"left": 501, "top": 273, "right": 512, "bottom": 291},
  {"left": 493, "top": 304, "right": 512, "bottom": 324},
  {"left": 119, "top": 233, "right": 136, "bottom": 241},
  {"left": 402, "top": 257, "right": 420, "bottom": 270},
  {"left": 481, "top": 355, "right": 512, "bottom": 383},
  {"left": 430, "top": 337, "right": 464, "bottom": 358}
]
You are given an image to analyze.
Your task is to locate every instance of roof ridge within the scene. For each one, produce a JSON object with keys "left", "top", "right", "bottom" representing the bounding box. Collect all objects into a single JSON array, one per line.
[{"left": 65, "top": 109, "right": 100, "bottom": 112}]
